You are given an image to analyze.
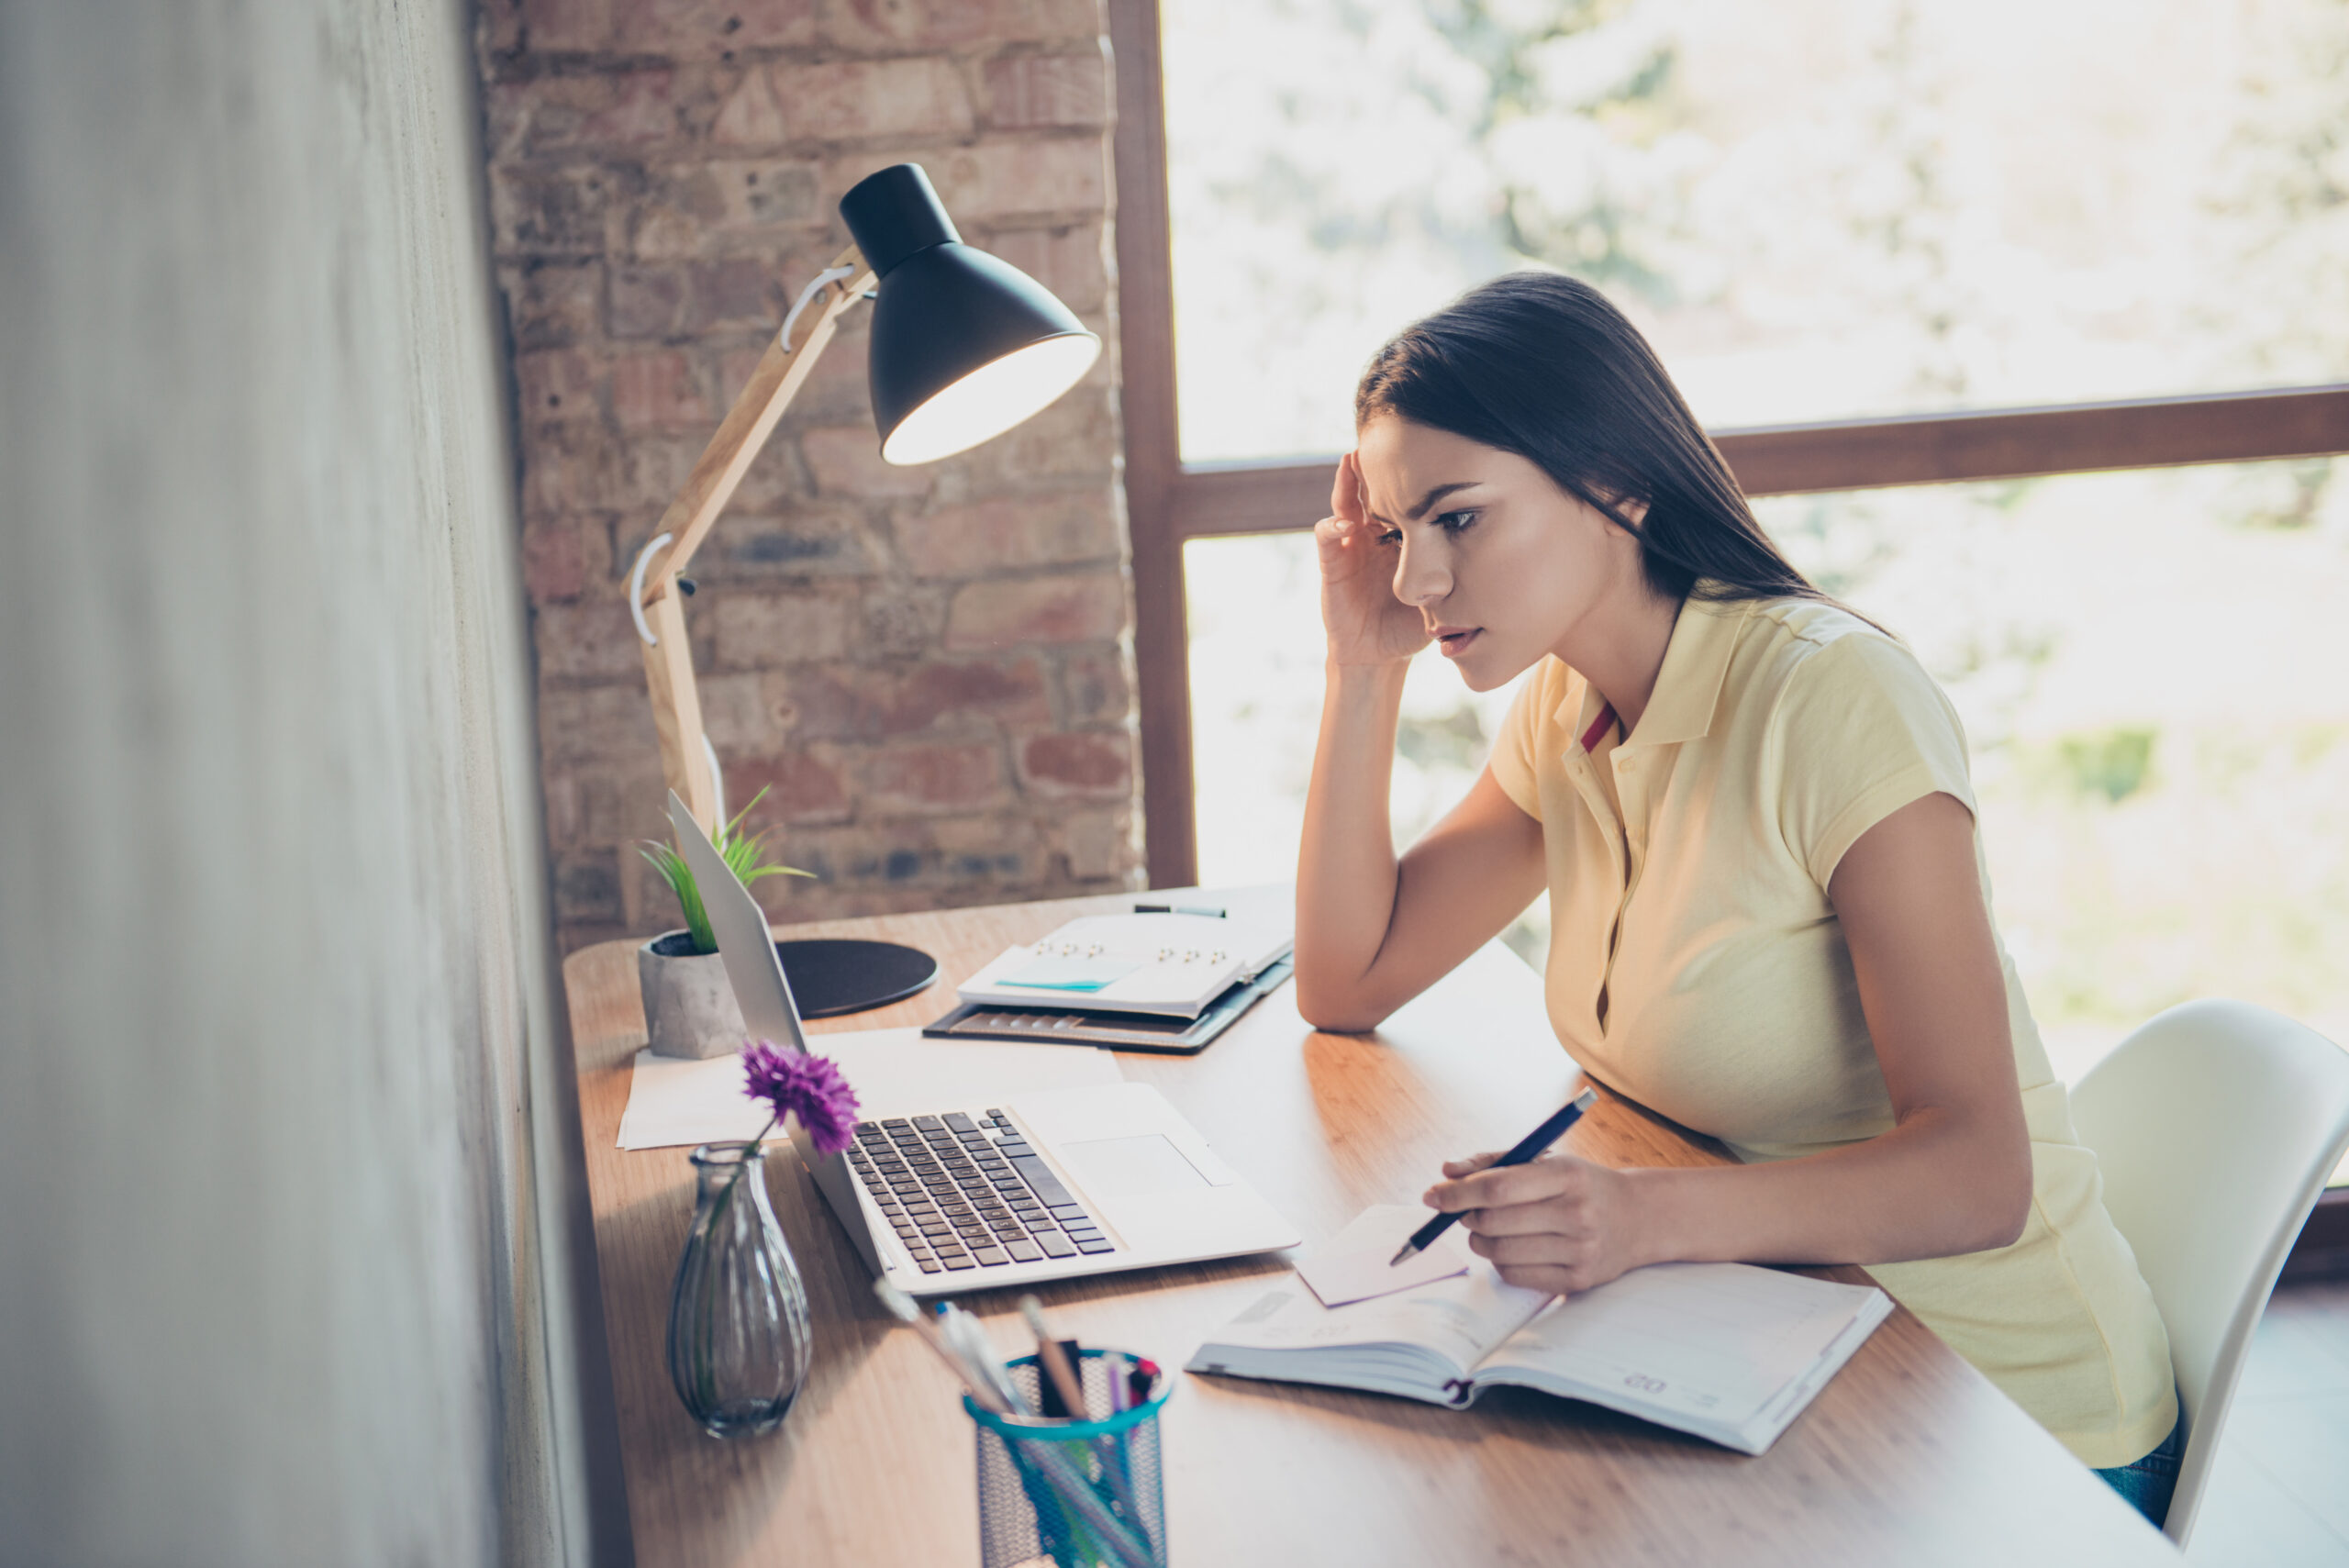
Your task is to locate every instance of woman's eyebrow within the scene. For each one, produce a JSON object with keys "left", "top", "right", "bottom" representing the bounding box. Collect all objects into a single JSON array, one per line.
[{"left": 1366, "top": 481, "right": 1482, "bottom": 527}]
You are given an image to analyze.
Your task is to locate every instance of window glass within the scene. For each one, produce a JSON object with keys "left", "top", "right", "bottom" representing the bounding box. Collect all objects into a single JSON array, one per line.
[
  {"left": 1186, "top": 458, "right": 2349, "bottom": 1121},
  {"left": 1186, "top": 526, "right": 1546, "bottom": 934},
  {"left": 1163, "top": 0, "right": 2349, "bottom": 462}
]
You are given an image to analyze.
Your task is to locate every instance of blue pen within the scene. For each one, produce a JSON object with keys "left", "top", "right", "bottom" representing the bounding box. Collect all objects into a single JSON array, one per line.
[{"left": 1390, "top": 1086, "right": 1598, "bottom": 1266}]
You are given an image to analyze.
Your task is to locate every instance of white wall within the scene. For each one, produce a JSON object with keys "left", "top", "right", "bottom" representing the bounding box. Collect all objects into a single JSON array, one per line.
[{"left": 0, "top": 3, "right": 616, "bottom": 1562}]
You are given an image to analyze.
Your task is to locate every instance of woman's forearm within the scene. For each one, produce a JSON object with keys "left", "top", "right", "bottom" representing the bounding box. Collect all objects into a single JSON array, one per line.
[
  {"left": 1294, "top": 661, "right": 1409, "bottom": 1026},
  {"left": 1625, "top": 1104, "right": 2032, "bottom": 1270}
]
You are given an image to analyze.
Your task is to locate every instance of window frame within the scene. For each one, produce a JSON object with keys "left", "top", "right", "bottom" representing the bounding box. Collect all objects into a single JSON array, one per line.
[{"left": 1108, "top": 0, "right": 2349, "bottom": 888}]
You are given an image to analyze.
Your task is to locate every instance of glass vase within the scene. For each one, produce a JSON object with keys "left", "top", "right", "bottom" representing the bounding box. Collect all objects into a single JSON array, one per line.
[{"left": 666, "top": 1140, "right": 810, "bottom": 1439}]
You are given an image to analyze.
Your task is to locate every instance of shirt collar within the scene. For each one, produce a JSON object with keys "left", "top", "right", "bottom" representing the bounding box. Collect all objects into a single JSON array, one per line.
[{"left": 1555, "top": 589, "right": 1755, "bottom": 754}]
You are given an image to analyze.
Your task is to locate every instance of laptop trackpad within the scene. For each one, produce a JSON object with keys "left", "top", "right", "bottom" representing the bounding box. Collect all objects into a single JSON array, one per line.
[{"left": 1056, "top": 1134, "right": 1212, "bottom": 1200}]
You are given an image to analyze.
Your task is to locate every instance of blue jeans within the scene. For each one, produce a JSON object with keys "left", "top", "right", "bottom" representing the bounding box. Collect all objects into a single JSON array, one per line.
[{"left": 2093, "top": 1407, "right": 2184, "bottom": 1529}]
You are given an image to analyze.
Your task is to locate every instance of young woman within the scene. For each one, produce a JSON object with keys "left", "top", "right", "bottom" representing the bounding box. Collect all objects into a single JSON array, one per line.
[{"left": 1294, "top": 272, "right": 2182, "bottom": 1521}]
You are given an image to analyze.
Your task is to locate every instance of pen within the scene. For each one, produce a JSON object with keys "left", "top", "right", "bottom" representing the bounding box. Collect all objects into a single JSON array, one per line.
[
  {"left": 1390, "top": 1086, "right": 1598, "bottom": 1266},
  {"left": 1021, "top": 1299, "right": 1155, "bottom": 1557},
  {"left": 873, "top": 1281, "right": 1014, "bottom": 1415},
  {"left": 885, "top": 1288, "right": 1155, "bottom": 1568},
  {"left": 939, "top": 1302, "right": 1028, "bottom": 1415}
]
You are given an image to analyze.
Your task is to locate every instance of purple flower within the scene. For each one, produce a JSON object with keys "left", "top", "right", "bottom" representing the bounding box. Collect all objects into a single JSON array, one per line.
[{"left": 741, "top": 1040, "right": 862, "bottom": 1156}]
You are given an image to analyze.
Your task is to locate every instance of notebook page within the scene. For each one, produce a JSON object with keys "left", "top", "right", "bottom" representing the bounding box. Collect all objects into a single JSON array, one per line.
[{"left": 1477, "top": 1262, "right": 1884, "bottom": 1429}]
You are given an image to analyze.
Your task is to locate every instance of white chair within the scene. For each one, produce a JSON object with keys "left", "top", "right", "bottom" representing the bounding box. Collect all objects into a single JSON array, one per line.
[{"left": 2068, "top": 998, "right": 2349, "bottom": 1546}]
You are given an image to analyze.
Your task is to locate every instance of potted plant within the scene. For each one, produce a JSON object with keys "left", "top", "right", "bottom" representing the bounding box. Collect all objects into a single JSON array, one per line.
[{"left": 637, "top": 788, "right": 814, "bottom": 1058}]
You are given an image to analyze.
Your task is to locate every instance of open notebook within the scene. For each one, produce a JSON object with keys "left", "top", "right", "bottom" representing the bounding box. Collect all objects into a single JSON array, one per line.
[{"left": 1187, "top": 1217, "right": 1892, "bottom": 1455}]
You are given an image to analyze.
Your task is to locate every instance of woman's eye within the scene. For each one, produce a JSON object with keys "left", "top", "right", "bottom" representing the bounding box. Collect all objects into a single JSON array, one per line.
[
  {"left": 1435, "top": 509, "right": 1478, "bottom": 534},
  {"left": 1375, "top": 528, "right": 1402, "bottom": 546}
]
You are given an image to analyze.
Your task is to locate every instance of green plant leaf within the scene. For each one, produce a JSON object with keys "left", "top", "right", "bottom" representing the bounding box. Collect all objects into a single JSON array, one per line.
[
  {"left": 640, "top": 785, "right": 813, "bottom": 957},
  {"left": 638, "top": 840, "right": 716, "bottom": 953}
]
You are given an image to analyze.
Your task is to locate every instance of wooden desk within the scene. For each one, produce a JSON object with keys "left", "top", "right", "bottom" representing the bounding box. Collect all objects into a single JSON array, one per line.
[{"left": 563, "top": 888, "right": 2177, "bottom": 1566}]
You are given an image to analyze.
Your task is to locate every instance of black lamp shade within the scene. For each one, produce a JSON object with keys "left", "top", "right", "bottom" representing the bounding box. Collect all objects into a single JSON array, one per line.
[{"left": 839, "top": 164, "right": 1101, "bottom": 465}]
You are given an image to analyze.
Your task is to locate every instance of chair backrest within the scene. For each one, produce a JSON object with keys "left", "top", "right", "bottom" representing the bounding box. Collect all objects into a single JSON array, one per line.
[{"left": 2068, "top": 999, "right": 2349, "bottom": 1546}]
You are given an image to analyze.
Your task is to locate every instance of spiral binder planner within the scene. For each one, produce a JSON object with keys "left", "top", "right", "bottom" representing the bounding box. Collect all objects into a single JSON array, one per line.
[{"left": 922, "top": 957, "right": 1293, "bottom": 1055}]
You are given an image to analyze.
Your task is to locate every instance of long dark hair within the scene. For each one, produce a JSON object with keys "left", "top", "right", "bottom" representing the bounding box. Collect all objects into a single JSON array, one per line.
[{"left": 1356, "top": 271, "right": 1828, "bottom": 611}]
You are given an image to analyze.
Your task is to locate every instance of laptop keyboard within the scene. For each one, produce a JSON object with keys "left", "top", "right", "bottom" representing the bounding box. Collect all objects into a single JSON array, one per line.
[{"left": 847, "top": 1110, "right": 1118, "bottom": 1274}]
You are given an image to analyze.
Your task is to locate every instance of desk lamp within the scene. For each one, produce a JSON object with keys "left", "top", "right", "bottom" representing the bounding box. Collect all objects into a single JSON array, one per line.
[
  {"left": 628, "top": 161, "right": 1100, "bottom": 835},
  {"left": 627, "top": 162, "right": 1100, "bottom": 1011}
]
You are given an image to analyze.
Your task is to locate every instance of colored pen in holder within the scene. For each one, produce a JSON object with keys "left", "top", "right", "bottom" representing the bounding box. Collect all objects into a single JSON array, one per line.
[{"left": 964, "top": 1351, "right": 1169, "bottom": 1568}]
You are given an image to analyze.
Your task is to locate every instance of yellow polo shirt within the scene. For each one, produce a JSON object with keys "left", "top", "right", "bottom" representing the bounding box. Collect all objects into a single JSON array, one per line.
[{"left": 1488, "top": 590, "right": 2176, "bottom": 1467}]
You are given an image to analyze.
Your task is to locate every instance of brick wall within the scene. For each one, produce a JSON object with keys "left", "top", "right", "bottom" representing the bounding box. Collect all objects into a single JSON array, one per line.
[{"left": 475, "top": 0, "right": 1143, "bottom": 951}]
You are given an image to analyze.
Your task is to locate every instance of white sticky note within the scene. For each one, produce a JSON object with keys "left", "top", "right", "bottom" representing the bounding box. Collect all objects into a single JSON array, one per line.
[{"left": 1293, "top": 1203, "right": 1475, "bottom": 1308}]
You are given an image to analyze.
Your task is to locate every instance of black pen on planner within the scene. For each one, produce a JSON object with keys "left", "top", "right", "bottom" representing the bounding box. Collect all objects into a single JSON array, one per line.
[{"left": 1391, "top": 1086, "right": 1599, "bottom": 1267}]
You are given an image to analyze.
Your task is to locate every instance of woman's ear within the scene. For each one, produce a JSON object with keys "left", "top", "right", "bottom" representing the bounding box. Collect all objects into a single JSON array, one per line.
[{"left": 1591, "top": 491, "right": 1649, "bottom": 532}]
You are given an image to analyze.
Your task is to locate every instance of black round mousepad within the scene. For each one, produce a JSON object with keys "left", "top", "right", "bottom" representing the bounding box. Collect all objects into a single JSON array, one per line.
[{"left": 775, "top": 939, "right": 939, "bottom": 1018}]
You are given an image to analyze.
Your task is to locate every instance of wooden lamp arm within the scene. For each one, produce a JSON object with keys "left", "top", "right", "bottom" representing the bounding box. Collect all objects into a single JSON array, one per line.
[{"left": 633, "top": 244, "right": 876, "bottom": 832}]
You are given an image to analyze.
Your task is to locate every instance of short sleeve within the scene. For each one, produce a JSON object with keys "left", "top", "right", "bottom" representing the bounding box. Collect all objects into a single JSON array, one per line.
[
  {"left": 1486, "top": 658, "right": 1560, "bottom": 818},
  {"left": 1772, "top": 632, "right": 1975, "bottom": 888}
]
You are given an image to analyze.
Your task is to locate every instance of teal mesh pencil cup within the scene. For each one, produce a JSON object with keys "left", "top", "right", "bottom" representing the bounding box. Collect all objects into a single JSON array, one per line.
[{"left": 964, "top": 1351, "right": 1170, "bottom": 1568}]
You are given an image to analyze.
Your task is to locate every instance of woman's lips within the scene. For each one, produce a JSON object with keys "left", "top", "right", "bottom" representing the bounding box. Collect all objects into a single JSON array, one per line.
[{"left": 1432, "top": 627, "right": 1481, "bottom": 658}]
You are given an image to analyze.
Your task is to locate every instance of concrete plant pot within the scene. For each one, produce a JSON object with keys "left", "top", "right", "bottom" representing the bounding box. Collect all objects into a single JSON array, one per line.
[{"left": 639, "top": 930, "right": 749, "bottom": 1060}]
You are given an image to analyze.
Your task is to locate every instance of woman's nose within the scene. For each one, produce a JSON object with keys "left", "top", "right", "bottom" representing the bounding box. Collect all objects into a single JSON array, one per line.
[{"left": 1393, "top": 533, "right": 1451, "bottom": 607}]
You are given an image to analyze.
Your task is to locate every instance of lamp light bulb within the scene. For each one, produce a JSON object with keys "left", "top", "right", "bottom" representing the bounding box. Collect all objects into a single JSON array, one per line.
[{"left": 879, "top": 334, "right": 1100, "bottom": 466}]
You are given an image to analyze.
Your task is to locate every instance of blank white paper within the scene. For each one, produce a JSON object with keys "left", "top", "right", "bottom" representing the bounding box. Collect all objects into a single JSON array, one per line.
[
  {"left": 614, "top": 1028, "right": 1124, "bottom": 1150},
  {"left": 1293, "top": 1203, "right": 1475, "bottom": 1307}
]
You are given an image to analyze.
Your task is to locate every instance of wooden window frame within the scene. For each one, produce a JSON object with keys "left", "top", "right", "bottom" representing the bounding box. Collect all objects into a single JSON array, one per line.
[{"left": 1108, "top": 0, "right": 2349, "bottom": 889}]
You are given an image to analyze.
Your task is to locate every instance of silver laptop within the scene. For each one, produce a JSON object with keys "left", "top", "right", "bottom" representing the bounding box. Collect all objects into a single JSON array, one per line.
[{"left": 668, "top": 792, "right": 1299, "bottom": 1296}]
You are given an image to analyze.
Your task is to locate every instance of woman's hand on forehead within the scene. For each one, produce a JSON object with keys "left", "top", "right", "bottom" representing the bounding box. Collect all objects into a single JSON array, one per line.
[{"left": 1314, "top": 450, "right": 1430, "bottom": 667}]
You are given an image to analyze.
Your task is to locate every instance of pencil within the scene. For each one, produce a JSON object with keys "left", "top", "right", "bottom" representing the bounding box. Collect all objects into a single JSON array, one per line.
[{"left": 1020, "top": 1296, "right": 1088, "bottom": 1419}]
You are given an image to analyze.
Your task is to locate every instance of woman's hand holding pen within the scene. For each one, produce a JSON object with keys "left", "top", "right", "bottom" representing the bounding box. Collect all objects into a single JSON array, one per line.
[
  {"left": 1425, "top": 1150, "right": 1653, "bottom": 1297},
  {"left": 1314, "top": 451, "right": 1429, "bottom": 667}
]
